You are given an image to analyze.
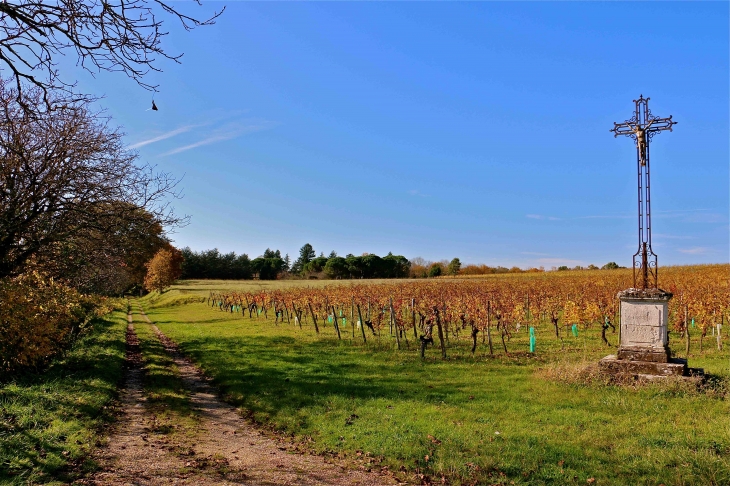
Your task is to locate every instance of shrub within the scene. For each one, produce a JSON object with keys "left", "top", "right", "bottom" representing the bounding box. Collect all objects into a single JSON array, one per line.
[
  {"left": 0, "top": 271, "right": 103, "bottom": 375},
  {"left": 428, "top": 263, "right": 443, "bottom": 278}
]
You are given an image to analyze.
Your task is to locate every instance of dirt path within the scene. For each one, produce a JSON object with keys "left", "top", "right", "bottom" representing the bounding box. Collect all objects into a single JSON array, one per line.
[{"left": 82, "top": 304, "right": 401, "bottom": 486}]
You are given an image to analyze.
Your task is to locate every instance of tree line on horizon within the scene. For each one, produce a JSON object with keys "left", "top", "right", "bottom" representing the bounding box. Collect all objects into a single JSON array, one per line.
[
  {"left": 180, "top": 244, "right": 411, "bottom": 280},
  {"left": 179, "top": 245, "right": 626, "bottom": 281}
]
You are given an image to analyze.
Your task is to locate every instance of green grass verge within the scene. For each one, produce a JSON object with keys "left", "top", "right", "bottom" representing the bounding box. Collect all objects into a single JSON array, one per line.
[
  {"left": 132, "top": 308, "right": 197, "bottom": 436},
  {"left": 143, "top": 290, "right": 730, "bottom": 486},
  {"left": 0, "top": 310, "right": 127, "bottom": 485}
]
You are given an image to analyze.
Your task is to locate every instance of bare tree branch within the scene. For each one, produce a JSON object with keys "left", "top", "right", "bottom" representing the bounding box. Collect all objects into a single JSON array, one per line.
[
  {"left": 0, "top": 79, "right": 188, "bottom": 279},
  {"left": 0, "top": 0, "right": 223, "bottom": 113}
]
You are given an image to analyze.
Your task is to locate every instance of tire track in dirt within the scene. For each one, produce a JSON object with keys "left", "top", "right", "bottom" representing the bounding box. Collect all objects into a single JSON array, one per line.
[
  {"left": 82, "top": 308, "right": 209, "bottom": 485},
  {"left": 83, "top": 303, "right": 401, "bottom": 486}
]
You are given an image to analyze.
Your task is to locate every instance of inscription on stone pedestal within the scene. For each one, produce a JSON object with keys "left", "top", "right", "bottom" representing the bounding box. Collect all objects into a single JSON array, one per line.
[
  {"left": 620, "top": 300, "right": 668, "bottom": 348},
  {"left": 617, "top": 289, "right": 672, "bottom": 363}
]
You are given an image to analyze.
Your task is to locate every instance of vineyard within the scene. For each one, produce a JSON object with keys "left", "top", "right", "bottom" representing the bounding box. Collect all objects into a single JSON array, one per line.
[{"left": 207, "top": 264, "right": 729, "bottom": 357}]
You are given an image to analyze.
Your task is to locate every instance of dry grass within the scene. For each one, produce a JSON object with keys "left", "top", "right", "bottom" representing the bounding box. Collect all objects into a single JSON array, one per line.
[{"left": 535, "top": 359, "right": 730, "bottom": 400}]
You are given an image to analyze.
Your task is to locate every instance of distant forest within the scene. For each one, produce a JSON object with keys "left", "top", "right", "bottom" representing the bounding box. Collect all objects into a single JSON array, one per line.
[
  {"left": 180, "top": 246, "right": 624, "bottom": 281},
  {"left": 180, "top": 244, "right": 411, "bottom": 280}
]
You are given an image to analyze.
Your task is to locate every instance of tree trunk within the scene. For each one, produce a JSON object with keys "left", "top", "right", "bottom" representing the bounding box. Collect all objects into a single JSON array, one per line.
[{"left": 434, "top": 308, "right": 446, "bottom": 359}]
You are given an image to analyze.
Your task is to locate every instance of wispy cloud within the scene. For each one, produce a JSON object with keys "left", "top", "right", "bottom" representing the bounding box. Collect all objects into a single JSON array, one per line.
[
  {"left": 650, "top": 209, "right": 725, "bottom": 223},
  {"left": 526, "top": 214, "right": 560, "bottom": 221},
  {"left": 128, "top": 124, "right": 201, "bottom": 149},
  {"left": 677, "top": 247, "right": 710, "bottom": 255},
  {"left": 654, "top": 233, "right": 695, "bottom": 240},
  {"left": 160, "top": 121, "right": 275, "bottom": 157},
  {"left": 521, "top": 251, "right": 549, "bottom": 256},
  {"left": 654, "top": 208, "right": 710, "bottom": 214},
  {"left": 574, "top": 213, "right": 632, "bottom": 220}
]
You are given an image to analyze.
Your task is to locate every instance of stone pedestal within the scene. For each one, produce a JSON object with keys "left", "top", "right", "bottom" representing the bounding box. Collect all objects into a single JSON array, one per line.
[
  {"left": 617, "top": 288, "right": 672, "bottom": 362},
  {"left": 598, "top": 288, "right": 703, "bottom": 381}
]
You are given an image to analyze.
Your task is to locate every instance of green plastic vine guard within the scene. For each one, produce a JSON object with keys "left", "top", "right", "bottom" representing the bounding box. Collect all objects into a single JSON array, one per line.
[
  {"left": 529, "top": 326, "right": 536, "bottom": 353},
  {"left": 571, "top": 324, "right": 579, "bottom": 337}
]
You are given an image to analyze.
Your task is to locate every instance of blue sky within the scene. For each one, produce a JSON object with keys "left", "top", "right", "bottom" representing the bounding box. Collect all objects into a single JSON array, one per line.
[{"left": 76, "top": 2, "right": 728, "bottom": 268}]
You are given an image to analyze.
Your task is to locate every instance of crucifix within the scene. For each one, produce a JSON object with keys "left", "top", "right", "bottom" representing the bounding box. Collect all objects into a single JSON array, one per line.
[{"left": 611, "top": 95, "right": 676, "bottom": 290}]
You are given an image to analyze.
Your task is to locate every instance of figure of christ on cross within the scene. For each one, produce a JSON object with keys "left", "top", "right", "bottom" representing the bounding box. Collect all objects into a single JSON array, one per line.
[{"left": 611, "top": 95, "right": 676, "bottom": 290}]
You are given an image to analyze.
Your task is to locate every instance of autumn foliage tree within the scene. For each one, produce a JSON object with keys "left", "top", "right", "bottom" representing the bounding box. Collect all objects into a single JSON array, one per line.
[
  {"left": 144, "top": 247, "right": 183, "bottom": 293},
  {"left": 0, "top": 81, "right": 185, "bottom": 281}
]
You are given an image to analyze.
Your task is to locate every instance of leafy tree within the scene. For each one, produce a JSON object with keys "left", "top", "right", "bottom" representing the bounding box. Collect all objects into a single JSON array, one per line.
[
  {"left": 144, "top": 246, "right": 183, "bottom": 293},
  {"left": 292, "top": 243, "right": 315, "bottom": 274},
  {"left": 263, "top": 248, "right": 281, "bottom": 259},
  {"left": 251, "top": 255, "right": 285, "bottom": 280},
  {"left": 602, "top": 262, "right": 620, "bottom": 270},
  {"left": 383, "top": 253, "right": 411, "bottom": 278},
  {"left": 447, "top": 258, "right": 462, "bottom": 276},
  {"left": 303, "top": 256, "right": 328, "bottom": 274},
  {"left": 283, "top": 254, "right": 291, "bottom": 272},
  {"left": 324, "top": 257, "right": 348, "bottom": 279},
  {"left": 0, "top": 82, "right": 184, "bottom": 280},
  {"left": 179, "top": 248, "right": 251, "bottom": 279},
  {"left": 428, "top": 263, "right": 443, "bottom": 278},
  {"left": 40, "top": 204, "right": 168, "bottom": 294},
  {"left": 345, "top": 254, "right": 363, "bottom": 279},
  {"left": 557, "top": 266, "right": 569, "bottom": 271},
  {"left": 328, "top": 250, "right": 338, "bottom": 259}
]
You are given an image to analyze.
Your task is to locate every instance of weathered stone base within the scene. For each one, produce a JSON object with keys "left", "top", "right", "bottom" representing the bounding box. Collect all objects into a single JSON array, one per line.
[
  {"left": 598, "top": 355, "right": 704, "bottom": 382},
  {"left": 616, "top": 346, "right": 670, "bottom": 363}
]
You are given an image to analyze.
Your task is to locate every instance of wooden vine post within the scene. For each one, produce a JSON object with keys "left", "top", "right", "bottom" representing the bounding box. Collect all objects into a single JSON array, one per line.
[
  {"left": 331, "top": 305, "right": 342, "bottom": 340},
  {"left": 486, "top": 300, "right": 493, "bottom": 355},
  {"left": 308, "top": 302, "right": 320, "bottom": 334},
  {"left": 412, "top": 298, "right": 417, "bottom": 340},
  {"left": 684, "top": 303, "right": 690, "bottom": 357},
  {"left": 356, "top": 304, "right": 367, "bottom": 344},
  {"left": 390, "top": 298, "right": 400, "bottom": 350}
]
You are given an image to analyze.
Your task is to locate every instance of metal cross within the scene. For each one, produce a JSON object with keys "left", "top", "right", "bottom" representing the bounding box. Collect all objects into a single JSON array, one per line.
[{"left": 611, "top": 95, "right": 676, "bottom": 289}]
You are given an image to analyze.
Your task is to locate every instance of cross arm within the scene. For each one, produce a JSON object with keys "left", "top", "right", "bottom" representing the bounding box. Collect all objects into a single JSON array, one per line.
[
  {"left": 610, "top": 121, "right": 637, "bottom": 138},
  {"left": 645, "top": 115, "right": 677, "bottom": 133}
]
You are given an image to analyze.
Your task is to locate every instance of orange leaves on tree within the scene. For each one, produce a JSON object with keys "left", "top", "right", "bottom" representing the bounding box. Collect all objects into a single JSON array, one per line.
[{"left": 144, "top": 246, "right": 183, "bottom": 293}]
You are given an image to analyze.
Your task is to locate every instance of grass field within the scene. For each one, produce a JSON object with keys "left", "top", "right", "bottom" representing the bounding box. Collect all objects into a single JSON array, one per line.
[
  {"left": 142, "top": 281, "right": 730, "bottom": 486},
  {"left": 0, "top": 310, "right": 127, "bottom": 485}
]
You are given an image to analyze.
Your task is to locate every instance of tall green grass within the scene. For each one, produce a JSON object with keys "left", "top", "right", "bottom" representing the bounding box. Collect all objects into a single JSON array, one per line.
[
  {"left": 143, "top": 291, "right": 730, "bottom": 485},
  {"left": 0, "top": 311, "right": 127, "bottom": 485}
]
